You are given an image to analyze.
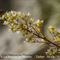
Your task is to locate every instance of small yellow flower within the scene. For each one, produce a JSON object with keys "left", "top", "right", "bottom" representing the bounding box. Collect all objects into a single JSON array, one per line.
[
  {"left": 30, "top": 18, "right": 34, "bottom": 22},
  {"left": 54, "top": 36, "right": 60, "bottom": 43},
  {"left": 27, "top": 12, "right": 31, "bottom": 17},
  {"left": 36, "top": 19, "right": 43, "bottom": 27},
  {"left": 48, "top": 26, "right": 56, "bottom": 33}
]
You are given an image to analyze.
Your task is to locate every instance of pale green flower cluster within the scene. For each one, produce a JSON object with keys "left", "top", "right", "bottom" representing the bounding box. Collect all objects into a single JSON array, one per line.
[
  {"left": 47, "top": 26, "right": 60, "bottom": 56},
  {"left": 48, "top": 25, "right": 60, "bottom": 43},
  {"left": 46, "top": 47, "right": 58, "bottom": 56},
  {"left": 2, "top": 11, "right": 34, "bottom": 31},
  {"left": 2, "top": 11, "right": 43, "bottom": 42},
  {"left": 1, "top": 11, "right": 60, "bottom": 56},
  {"left": 46, "top": 46, "right": 60, "bottom": 56}
]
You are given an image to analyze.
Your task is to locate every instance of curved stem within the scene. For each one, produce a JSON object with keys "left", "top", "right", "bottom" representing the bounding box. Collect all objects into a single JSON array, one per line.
[{"left": 25, "top": 28, "right": 60, "bottom": 48}]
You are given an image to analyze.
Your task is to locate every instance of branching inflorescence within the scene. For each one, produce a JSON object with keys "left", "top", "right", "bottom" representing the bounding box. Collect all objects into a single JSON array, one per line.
[{"left": 1, "top": 11, "right": 60, "bottom": 56}]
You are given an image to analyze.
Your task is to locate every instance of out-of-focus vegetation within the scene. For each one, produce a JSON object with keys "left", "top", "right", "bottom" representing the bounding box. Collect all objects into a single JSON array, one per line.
[{"left": 0, "top": 0, "right": 60, "bottom": 60}]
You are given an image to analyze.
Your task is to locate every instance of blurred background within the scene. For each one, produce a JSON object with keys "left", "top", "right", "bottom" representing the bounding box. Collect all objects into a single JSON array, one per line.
[{"left": 0, "top": 0, "right": 60, "bottom": 60}]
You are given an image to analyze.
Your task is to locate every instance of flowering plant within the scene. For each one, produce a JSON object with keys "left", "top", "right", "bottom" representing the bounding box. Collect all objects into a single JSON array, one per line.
[{"left": 1, "top": 11, "right": 60, "bottom": 56}]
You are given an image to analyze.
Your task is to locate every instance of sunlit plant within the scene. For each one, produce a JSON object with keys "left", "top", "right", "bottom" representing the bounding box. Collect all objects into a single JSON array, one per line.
[{"left": 1, "top": 11, "right": 60, "bottom": 56}]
